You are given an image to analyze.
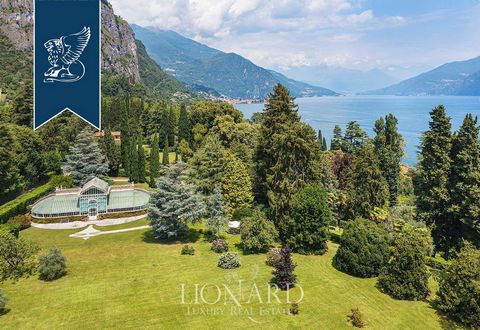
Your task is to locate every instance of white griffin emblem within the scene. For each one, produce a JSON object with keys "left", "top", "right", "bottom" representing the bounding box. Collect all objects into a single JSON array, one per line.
[{"left": 43, "top": 27, "right": 91, "bottom": 83}]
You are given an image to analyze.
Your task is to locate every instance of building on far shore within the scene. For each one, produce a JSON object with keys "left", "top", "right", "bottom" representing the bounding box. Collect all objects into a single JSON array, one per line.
[
  {"left": 31, "top": 177, "right": 149, "bottom": 219},
  {"left": 94, "top": 131, "right": 121, "bottom": 142}
]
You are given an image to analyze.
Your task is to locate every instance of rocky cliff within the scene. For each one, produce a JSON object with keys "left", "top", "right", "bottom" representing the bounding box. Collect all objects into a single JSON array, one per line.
[{"left": 0, "top": 0, "right": 140, "bottom": 82}]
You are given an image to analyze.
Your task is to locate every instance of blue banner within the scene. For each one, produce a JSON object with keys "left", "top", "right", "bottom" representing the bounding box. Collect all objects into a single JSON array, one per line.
[{"left": 34, "top": 0, "right": 101, "bottom": 129}]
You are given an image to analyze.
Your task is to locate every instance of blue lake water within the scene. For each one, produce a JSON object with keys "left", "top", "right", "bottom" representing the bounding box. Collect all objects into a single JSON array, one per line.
[{"left": 235, "top": 96, "right": 480, "bottom": 165}]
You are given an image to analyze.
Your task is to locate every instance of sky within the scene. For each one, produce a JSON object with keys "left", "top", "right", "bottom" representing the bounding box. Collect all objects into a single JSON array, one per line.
[{"left": 109, "top": 0, "right": 480, "bottom": 78}]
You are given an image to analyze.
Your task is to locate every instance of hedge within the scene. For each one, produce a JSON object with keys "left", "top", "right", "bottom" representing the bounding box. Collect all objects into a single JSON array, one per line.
[
  {"left": 0, "top": 182, "right": 54, "bottom": 224},
  {"left": 97, "top": 209, "right": 147, "bottom": 220},
  {"left": 32, "top": 216, "right": 88, "bottom": 224}
]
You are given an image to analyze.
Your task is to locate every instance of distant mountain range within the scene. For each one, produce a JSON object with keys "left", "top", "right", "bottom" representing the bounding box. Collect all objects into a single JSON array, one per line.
[
  {"left": 364, "top": 56, "right": 480, "bottom": 96},
  {"left": 278, "top": 65, "right": 400, "bottom": 93},
  {"left": 131, "top": 25, "right": 337, "bottom": 99}
]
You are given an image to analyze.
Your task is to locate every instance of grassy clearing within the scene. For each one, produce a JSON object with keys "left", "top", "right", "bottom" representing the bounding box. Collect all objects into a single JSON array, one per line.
[{"left": 0, "top": 224, "right": 452, "bottom": 329}]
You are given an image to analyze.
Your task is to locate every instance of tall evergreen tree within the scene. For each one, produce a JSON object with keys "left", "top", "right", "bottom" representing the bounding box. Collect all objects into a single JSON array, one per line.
[
  {"left": 149, "top": 134, "right": 160, "bottom": 187},
  {"left": 62, "top": 128, "right": 109, "bottom": 186},
  {"left": 168, "top": 106, "right": 176, "bottom": 147},
  {"left": 416, "top": 105, "right": 453, "bottom": 255},
  {"left": 343, "top": 121, "right": 369, "bottom": 153},
  {"left": 0, "top": 124, "right": 21, "bottom": 197},
  {"left": 137, "top": 137, "right": 146, "bottom": 183},
  {"left": 148, "top": 162, "right": 205, "bottom": 238},
  {"left": 178, "top": 103, "right": 191, "bottom": 143},
  {"left": 448, "top": 114, "right": 480, "bottom": 248},
  {"left": 220, "top": 152, "right": 253, "bottom": 216},
  {"left": 207, "top": 186, "right": 229, "bottom": 237},
  {"left": 11, "top": 80, "right": 33, "bottom": 127},
  {"left": 344, "top": 145, "right": 388, "bottom": 220},
  {"left": 318, "top": 129, "right": 325, "bottom": 150},
  {"left": 159, "top": 108, "right": 169, "bottom": 149},
  {"left": 255, "top": 84, "right": 318, "bottom": 232},
  {"left": 162, "top": 135, "right": 170, "bottom": 166},
  {"left": 374, "top": 114, "right": 403, "bottom": 206},
  {"left": 129, "top": 137, "right": 139, "bottom": 183},
  {"left": 322, "top": 136, "right": 327, "bottom": 151},
  {"left": 101, "top": 128, "right": 120, "bottom": 176},
  {"left": 330, "top": 125, "right": 343, "bottom": 151}
]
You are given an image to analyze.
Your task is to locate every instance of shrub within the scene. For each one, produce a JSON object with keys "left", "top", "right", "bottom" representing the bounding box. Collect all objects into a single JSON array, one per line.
[
  {"left": 272, "top": 245, "right": 296, "bottom": 290},
  {"left": 333, "top": 219, "right": 391, "bottom": 278},
  {"left": 435, "top": 244, "right": 480, "bottom": 328},
  {"left": 38, "top": 247, "right": 67, "bottom": 281},
  {"left": 377, "top": 230, "right": 430, "bottom": 300},
  {"left": 0, "top": 289, "right": 8, "bottom": 313},
  {"left": 211, "top": 239, "right": 229, "bottom": 253},
  {"left": 0, "top": 181, "right": 54, "bottom": 223},
  {"left": 266, "top": 248, "right": 282, "bottom": 267},
  {"left": 284, "top": 184, "right": 331, "bottom": 255},
  {"left": 181, "top": 245, "right": 195, "bottom": 255},
  {"left": 49, "top": 175, "right": 75, "bottom": 189},
  {"left": 232, "top": 207, "right": 254, "bottom": 221},
  {"left": 348, "top": 308, "right": 365, "bottom": 328},
  {"left": 241, "top": 209, "right": 278, "bottom": 253},
  {"left": 289, "top": 302, "right": 299, "bottom": 315},
  {"left": 8, "top": 214, "right": 31, "bottom": 230},
  {"left": 217, "top": 252, "right": 240, "bottom": 269},
  {"left": 0, "top": 223, "right": 20, "bottom": 238}
]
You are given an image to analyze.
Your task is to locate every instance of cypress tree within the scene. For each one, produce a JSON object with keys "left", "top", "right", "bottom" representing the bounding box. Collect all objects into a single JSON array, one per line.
[
  {"left": 330, "top": 125, "right": 343, "bottom": 151},
  {"left": 150, "top": 134, "right": 160, "bottom": 186},
  {"left": 101, "top": 128, "right": 120, "bottom": 176},
  {"left": 129, "top": 137, "right": 139, "bottom": 183},
  {"left": 159, "top": 108, "right": 169, "bottom": 149},
  {"left": 374, "top": 114, "right": 403, "bottom": 206},
  {"left": 322, "top": 136, "right": 327, "bottom": 151},
  {"left": 318, "top": 129, "right": 324, "bottom": 150},
  {"left": 162, "top": 135, "right": 169, "bottom": 166},
  {"left": 137, "top": 137, "right": 146, "bottom": 183},
  {"left": 448, "top": 114, "right": 480, "bottom": 248},
  {"left": 344, "top": 144, "right": 388, "bottom": 220},
  {"left": 168, "top": 106, "right": 176, "bottom": 147},
  {"left": 178, "top": 103, "right": 191, "bottom": 143},
  {"left": 416, "top": 105, "right": 453, "bottom": 255}
]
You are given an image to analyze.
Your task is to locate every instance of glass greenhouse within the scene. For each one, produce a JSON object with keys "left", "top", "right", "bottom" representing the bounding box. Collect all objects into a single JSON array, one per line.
[{"left": 31, "top": 177, "right": 150, "bottom": 218}]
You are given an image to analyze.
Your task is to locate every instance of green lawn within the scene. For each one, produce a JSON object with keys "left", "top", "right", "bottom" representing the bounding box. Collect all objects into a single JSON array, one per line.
[{"left": 1, "top": 222, "right": 451, "bottom": 329}]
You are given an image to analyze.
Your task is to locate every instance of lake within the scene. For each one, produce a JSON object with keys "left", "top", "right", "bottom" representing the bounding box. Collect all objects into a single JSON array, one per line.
[{"left": 235, "top": 96, "right": 480, "bottom": 165}]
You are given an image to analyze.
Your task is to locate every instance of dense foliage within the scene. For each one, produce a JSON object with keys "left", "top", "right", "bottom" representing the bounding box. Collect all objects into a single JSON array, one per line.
[
  {"left": 0, "top": 231, "right": 38, "bottom": 282},
  {"left": 211, "top": 239, "right": 229, "bottom": 253},
  {"left": 206, "top": 187, "right": 229, "bottom": 237},
  {"left": 38, "top": 247, "right": 67, "bottom": 281},
  {"left": 284, "top": 184, "right": 331, "bottom": 255},
  {"left": 333, "top": 219, "right": 391, "bottom": 278},
  {"left": 217, "top": 252, "right": 240, "bottom": 269},
  {"left": 377, "top": 230, "right": 430, "bottom": 300},
  {"left": 272, "top": 244, "right": 296, "bottom": 290},
  {"left": 435, "top": 244, "right": 480, "bottom": 328},
  {"left": 240, "top": 209, "right": 278, "bottom": 253}
]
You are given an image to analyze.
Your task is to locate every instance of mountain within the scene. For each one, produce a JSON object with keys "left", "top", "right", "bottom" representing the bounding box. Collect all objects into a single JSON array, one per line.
[
  {"left": 364, "top": 57, "right": 480, "bottom": 96},
  {"left": 131, "top": 24, "right": 337, "bottom": 99},
  {"left": 0, "top": 0, "right": 188, "bottom": 100},
  {"left": 278, "top": 65, "right": 400, "bottom": 93}
]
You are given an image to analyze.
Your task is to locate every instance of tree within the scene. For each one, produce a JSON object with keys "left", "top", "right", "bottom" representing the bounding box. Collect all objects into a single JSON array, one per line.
[
  {"left": 344, "top": 145, "right": 388, "bottom": 220},
  {"left": 318, "top": 129, "right": 326, "bottom": 151},
  {"left": 220, "top": 152, "right": 253, "bottom": 216},
  {"left": 333, "top": 219, "right": 391, "bottom": 278},
  {"left": 330, "top": 125, "right": 343, "bottom": 151},
  {"left": 0, "top": 288, "right": 8, "bottom": 313},
  {"left": 168, "top": 106, "right": 176, "bottom": 147},
  {"left": 0, "top": 231, "right": 38, "bottom": 282},
  {"left": 448, "top": 114, "right": 480, "bottom": 249},
  {"left": 0, "top": 124, "right": 21, "bottom": 197},
  {"left": 129, "top": 137, "right": 139, "bottom": 183},
  {"left": 415, "top": 105, "right": 453, "bottom": 256},
  {"left": 178, "top": 139, "right": 193, "bottom": 161},
  {"left": 159, "top": 107, "right": 169, "bottom": 149},
  {"left": 377, "top": 230, "right": 430, "bottom": 300},
  {"left": 284, "top": 184, "right": 331, "bottom": 255},
  {"left": 137, "top": 138, "right": 146, "bottom": 183},
  {"left": 435, "top": 244, "right": 480, "bottom": 328},
  {"left": 272, "top": 244, "right": 296, "bottom": 290},
  {"left": 38, "top": 247, "right": 67, "bottom": 281},
  {"left": 149, "top": 134, "right": 160, "bottom": 187},
  {"left": 148, "top": 162, "right": 205, "bottom": 238},
  {"left": 255, "top": 84, "right": 318, "bottom": 232},
  {"left": 343, "top": 121, "right": 369, "bottom": 153},
  {"left": 178, "top": 103, "right": 191, "bottom": 143},
  {"left": 62, "top": 127, "right": 109, "bottom": 186},
  {"left": 162, "top": 135, "right": 169, "bottom": 166},
  {"left": 11, "top": 79, "right": 33, "bottom": 127},
  {"left": 101, "top": 128, "right": 120, "bottom": 176},
  {"left": 207, "top": 186, "right": 229, "bottom": 237},
  {"left": 240, "top": 209, "right": 278, "bottom": 253},
  {"left": 374, "top": 114, "right": 403, "bottom": 206},
  {"left": 190, "top": 134, "right": 226, "bottom": 194}
]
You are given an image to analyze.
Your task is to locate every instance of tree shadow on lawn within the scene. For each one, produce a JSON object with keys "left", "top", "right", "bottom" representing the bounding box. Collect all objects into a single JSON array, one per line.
[
  {"left": 142, "top": 228, "right": 201, "bottom": 245},
  {"left": 0, "top": 308, "right": 11, "bottom": 317}
]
